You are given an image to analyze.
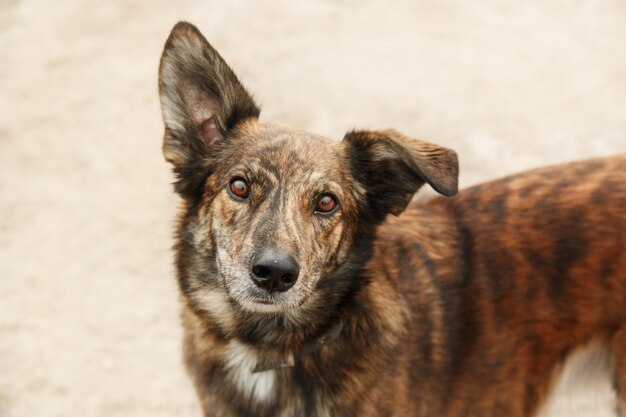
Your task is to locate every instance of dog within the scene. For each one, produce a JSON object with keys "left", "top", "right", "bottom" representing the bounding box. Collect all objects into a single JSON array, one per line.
[{"left": 157, "top": 21, "right": 626, "bottom": 417}]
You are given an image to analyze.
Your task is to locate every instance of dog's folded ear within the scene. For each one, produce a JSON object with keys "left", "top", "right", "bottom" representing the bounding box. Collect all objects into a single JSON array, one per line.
[
  {"left": 158, "top": 22, "right": 260, "bottom": 194},
  {"left": 343, "top": 129, "right": 459, "bottom": 217}
]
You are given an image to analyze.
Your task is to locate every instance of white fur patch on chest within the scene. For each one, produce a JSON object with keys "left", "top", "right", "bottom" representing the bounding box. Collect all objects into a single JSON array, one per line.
[
  {"left": 536, "top": 343, "right": 617, "bottom": 417},
  {"left": 224, "top": 340, "right": 276, "bottom": 403}
]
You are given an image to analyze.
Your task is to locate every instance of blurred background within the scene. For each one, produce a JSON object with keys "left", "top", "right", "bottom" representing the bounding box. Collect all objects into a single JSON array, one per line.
[{"left": 1, "top": 0, "right": 625, "bottom": 416}]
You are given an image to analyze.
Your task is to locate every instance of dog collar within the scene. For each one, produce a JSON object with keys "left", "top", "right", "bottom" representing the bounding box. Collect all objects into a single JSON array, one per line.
[{"left": 252, "top": 321, "right": 343, "bottom": 373}]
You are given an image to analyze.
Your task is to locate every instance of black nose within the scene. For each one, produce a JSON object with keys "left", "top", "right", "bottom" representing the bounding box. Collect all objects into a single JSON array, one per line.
[{"left": 251, "top": 248, "right": 300, "bottom": 293}]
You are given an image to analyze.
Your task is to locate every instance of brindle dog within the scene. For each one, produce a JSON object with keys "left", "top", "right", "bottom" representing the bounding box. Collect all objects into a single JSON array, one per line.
[{"left": 158, "top": 21, "right": 626, "bottom": 417}]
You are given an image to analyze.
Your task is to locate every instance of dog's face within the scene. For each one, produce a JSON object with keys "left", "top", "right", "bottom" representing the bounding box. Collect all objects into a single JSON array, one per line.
[
  {"left": 158, "top": 22, "right": 458, "bottom": 321},
  {"left": 199, "top": 124, "right": 362, "bottom": 312}
]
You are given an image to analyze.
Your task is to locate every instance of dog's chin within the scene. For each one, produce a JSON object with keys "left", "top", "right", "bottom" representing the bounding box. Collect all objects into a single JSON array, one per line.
[
  {"left": 236, "top": 298, "right": 293, "bottom": 313},
  {"left": 232, "top": 287, "right": 304, "bottom": 314}
]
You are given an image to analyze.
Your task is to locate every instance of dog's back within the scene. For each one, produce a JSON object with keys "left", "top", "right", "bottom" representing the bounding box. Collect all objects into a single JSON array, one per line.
[{"left": 372, "top": 155, "right": 626, "bottom": 416}]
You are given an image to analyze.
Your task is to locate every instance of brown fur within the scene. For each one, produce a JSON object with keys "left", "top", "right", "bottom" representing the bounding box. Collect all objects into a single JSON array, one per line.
[{"left": 158, "top": 21, "right": 626, "bottom": 417}]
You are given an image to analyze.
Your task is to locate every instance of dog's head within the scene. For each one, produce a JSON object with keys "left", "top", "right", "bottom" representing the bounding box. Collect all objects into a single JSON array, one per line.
[{"left": 158, "top": 22, "right": 458, "bottom": 324}]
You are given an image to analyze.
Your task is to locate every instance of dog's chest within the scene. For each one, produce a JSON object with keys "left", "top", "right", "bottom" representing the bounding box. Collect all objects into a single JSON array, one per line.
[
  {"left": 224, "top": 340, "right": 277, "bottom": 403},
  {"left": 222, "top": 340, "right": 333, "bottom": 416}
]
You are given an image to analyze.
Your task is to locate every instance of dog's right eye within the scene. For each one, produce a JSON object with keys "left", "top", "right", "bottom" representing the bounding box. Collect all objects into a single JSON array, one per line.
[
  {"left": 314, "top": 193, "right": 339, "bottom": 215},
  {"left": 228, "top": 177, "right": 250, "bottom": 200}
]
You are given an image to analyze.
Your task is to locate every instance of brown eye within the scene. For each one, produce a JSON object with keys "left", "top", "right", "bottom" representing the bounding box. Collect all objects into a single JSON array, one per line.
[
  {"left": 315, "top": 193, "right": 338, "bottom": 214},
  {"left": 228, "top": 177, "right": 250, "bottom": 200}
]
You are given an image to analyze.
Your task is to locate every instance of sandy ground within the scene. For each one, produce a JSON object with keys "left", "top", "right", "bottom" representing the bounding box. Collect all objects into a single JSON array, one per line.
[{"left": 1, "top": 1, "right": 625, "bottom": 416}]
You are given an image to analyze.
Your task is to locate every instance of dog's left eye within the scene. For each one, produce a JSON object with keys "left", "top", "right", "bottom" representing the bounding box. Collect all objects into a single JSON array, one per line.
[
  {"left": 314, "top": 193, "right": 338, "bottom": 214},
  {"left": 228, "top": 177, "right": 250, "bottom": 200}
]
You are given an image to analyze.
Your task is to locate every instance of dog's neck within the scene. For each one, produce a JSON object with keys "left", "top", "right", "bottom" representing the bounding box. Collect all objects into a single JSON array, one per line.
[{"left": 251, "top": 320, "right": 344, "bottom": 373}]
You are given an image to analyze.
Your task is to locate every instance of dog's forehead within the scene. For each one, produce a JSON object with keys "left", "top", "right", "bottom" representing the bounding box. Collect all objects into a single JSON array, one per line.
[{"left": 235, "top": 122, "right": 343, "bottom": 174}]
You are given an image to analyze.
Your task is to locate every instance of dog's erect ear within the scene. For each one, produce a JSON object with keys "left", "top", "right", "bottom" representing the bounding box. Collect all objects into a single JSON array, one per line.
[
  {"left": 158, "top": 21, "right": 260, "bottom": 171},
  {"left": 343, "top": 129, "right": 458, "bottom": 217}
]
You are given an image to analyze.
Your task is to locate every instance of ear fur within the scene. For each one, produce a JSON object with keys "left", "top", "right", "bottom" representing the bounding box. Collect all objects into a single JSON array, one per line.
[
  {"left": 158, "top": 21, "right": 260, "bottom": 195},
  {"left": 343, "top": 129, "right": 459, "bottom": 217}
]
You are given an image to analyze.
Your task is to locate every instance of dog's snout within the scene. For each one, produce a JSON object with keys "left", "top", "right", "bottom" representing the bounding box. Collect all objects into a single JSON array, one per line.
[{"left": 251, "top": 249, "right": 300, "bottom": 293}]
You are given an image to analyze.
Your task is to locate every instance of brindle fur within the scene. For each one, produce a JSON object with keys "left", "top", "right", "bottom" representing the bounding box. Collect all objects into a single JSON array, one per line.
[{"left": 158, "top": 22, "right": 626, "bottom": 417}]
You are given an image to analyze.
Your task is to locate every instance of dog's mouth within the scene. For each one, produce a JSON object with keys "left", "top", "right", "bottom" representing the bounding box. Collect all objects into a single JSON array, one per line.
[
  {"left": 236, "top": 296, "right": 294, "bottom": 313},
  {"left": 217, "top": 265, "right": 313, "bottom": 314},
  {"left": 229, "top": 283, "right": 308, "bottom": 314},
  {"left": 255, "top": 299, "right": 274, "bottom": 305}
]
